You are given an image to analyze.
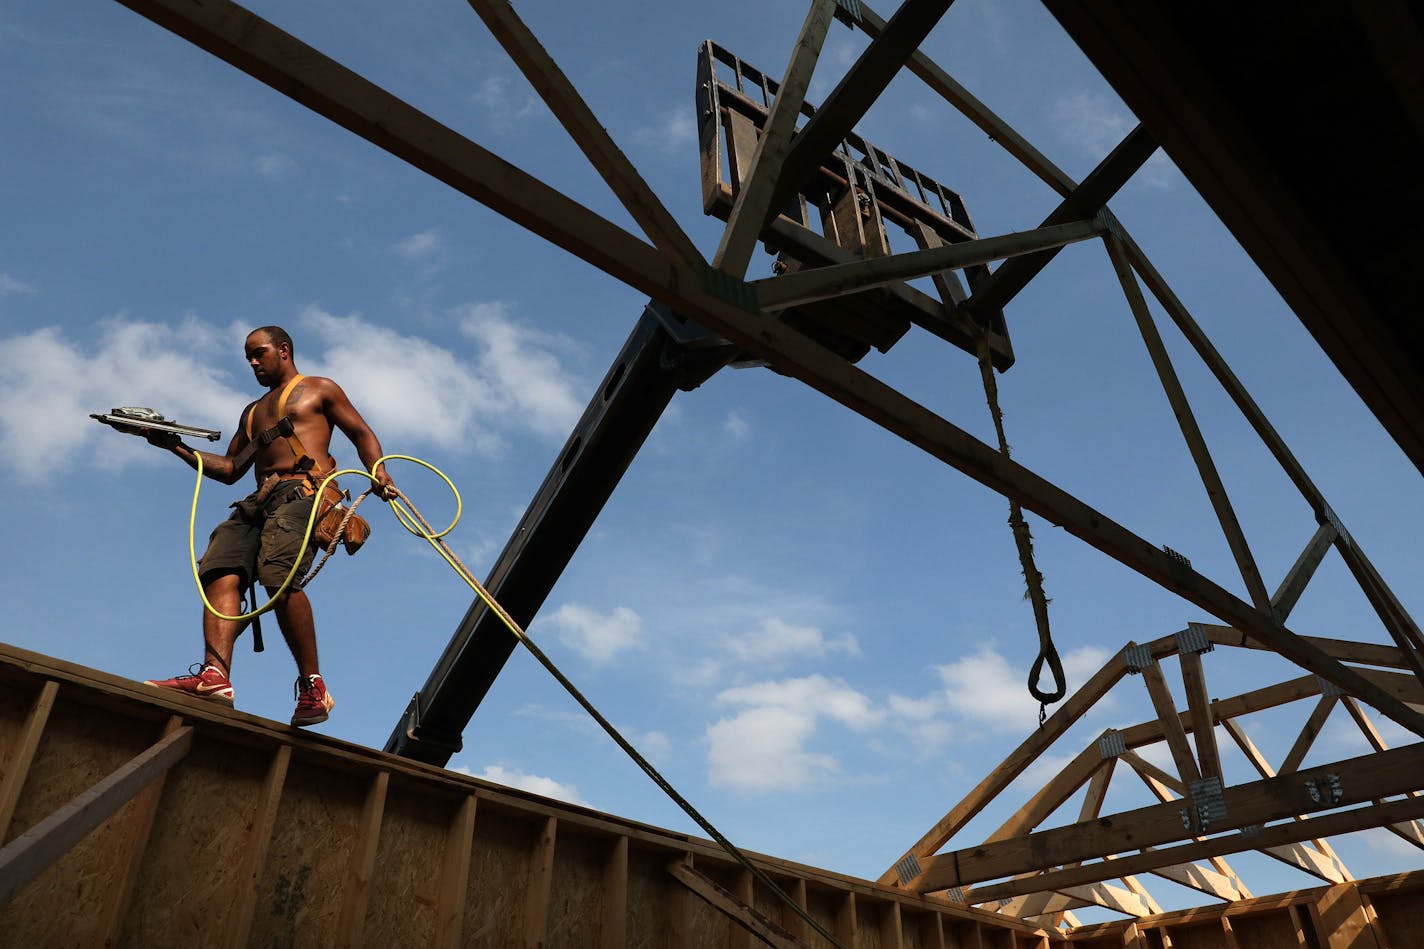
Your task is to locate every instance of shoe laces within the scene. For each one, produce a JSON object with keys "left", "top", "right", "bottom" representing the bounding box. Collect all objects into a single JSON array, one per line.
[{"left": 293, "top": 674, "right": 323, "bottom": 700}]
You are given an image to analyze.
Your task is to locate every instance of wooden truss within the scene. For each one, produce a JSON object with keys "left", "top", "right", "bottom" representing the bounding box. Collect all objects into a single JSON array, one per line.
[
  {"left": 96, "top": 0, "right": 1423, "bottom": 935},
  {"left": 878, "top": 623, "right": 1424, "bottom": 927}
]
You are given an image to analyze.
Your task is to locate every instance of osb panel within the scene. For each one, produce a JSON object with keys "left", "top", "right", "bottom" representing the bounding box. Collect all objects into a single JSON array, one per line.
[
  {"left": 1369, "top": 890, "right": 1424, "bottom": 949},
  {"left": 857, "top": 899, "right": 889, "bottom": 949},
  {"left": 0, "top": 680, "right": 38, "bottom": 816},
  {"left": 805, "top": 888, "right": 849, "bottom": 949},
  {"left": 462, "top": 805, "right": 538, "bottom": 948},
  {"left": 0, "top": 700, "right": 157, "bottom": 947},
  {"left": 1230, "top": 911, "right": 1308, "bottom": 949},
  {"left": 359, "top": 784, "right": 452, "bottom": 948},
  {"left": 120, "top": 737, "right": 270, "bottom": 945},
  {"left": 248, "top": 760, "right": 367, "bottom": 949},
  {"left": 544, "top": 830, "right": 610, "bottom": 949},
  {"left": 946, "top": 920, "right": 984, "bottom": 949},
  {"left": 1159, "top": 923, "right": 1226, "bottom": 949}
]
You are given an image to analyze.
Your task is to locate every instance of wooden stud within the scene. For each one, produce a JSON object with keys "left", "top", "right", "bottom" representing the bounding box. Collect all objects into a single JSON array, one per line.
[
  {"left": 0, "top": 680, "right": 58, "bottom": 842},
  {"left": 228, "top": 743, "right": 291, "bottom": 949},
  {"left": 95, "top": 714, "right": 186, "bottom": 945},
  {"left": 1279, "top": 694, "right": 1337, "bottom": 776},
  {"left": 1271, "top": 523, "right": 1338, "bottom": 622},
  {"left": 920, "top": 909, "right": 947, "bottom": 949},
  {"left": 524, "top": 816, "right": 557, "bottom": 949},
  {"left": 1310, "top": 883, "right": 1385, "bottom": 949},
  {"left": 731, "top": 867, "right": 756, "bottom": 949},
  {"left": 0, "top": 724, "right": 193, "bottom": 906},
  {"left": 880, "top": 899, "right": 904, "bottom": 949},
  {"left": 1178, "top": 651, "right": 1222, "bottom": 780},
  {"left": 464, "top": 0, "right": 702, "bottom": 269},
  {"left": 836, "top": 891, "right": 858, "bottom": 947},
  {"left": 436, "top": 794, "right": 477, "bottom": 949},
  {"left": 334, "top": 769, "right": 389, "bottom": 948},
  {"left": 1139, "top": 661, "right": 1202, "bottom": 789},
  {"left": 598, "top": 834, "right": 628, "bottom": 949}
]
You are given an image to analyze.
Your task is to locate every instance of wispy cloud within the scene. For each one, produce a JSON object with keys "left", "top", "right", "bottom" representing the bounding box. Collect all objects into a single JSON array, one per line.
[
  {"left": 1051, "top": 91, "right": 1179, "bottom": 189},
  {"left": 472, "top": 73, "right": 542, "bottom": 132},
  {"left": 632, "top": 108, "right": 695, "bottom": 154},
  {"left": 706, "top": 675, "right": 883, "bottom": 792},
  {"left": 0, "top": 318, "right": 247, "bottom": 482},
  {"left": 254, "top": 152, "right": 295, "bottom": 178},
  {"left": 724, "top": 617, "right": 859, "bottom": 666},
  {"left": 0, "top": 272, "right": 37, "bottom": 296},
  {"left": 456, "top": 764, "right": 589, "bottom": 807},
  {"left": 544, "top": 603, "right": 644, "bottom": 665},
  {"left": 391, "top": 228, "right": 442, "bottom": 262},
  {"left": 723, "top": 410, "right": 749, "bottom": 441},
  {"left": 932, "top": 642, "right": 1111, "bottom": 733}
]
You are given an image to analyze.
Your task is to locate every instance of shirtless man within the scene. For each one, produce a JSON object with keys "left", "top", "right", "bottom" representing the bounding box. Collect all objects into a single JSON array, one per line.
[{"left": 144, "top": 325, "right": 396, "bottom": 726}]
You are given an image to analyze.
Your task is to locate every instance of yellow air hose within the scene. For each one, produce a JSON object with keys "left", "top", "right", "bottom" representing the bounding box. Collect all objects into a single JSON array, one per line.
[{"left": 183, "top": 453, "right": 846, "bottom": 948}]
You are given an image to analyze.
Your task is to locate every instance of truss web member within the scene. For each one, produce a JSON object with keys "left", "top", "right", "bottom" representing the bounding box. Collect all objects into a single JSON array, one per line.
[{"left": 143, "top": 325, "right": 396, "bottom": 726}]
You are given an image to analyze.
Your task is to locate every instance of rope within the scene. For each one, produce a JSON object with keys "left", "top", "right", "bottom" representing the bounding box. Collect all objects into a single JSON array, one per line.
[
  {"left": 974, "top": 330, "right": 1066, "bottom": 717},
  {"left": 183, "top": 454, "right": 845, "bottom": 948}
]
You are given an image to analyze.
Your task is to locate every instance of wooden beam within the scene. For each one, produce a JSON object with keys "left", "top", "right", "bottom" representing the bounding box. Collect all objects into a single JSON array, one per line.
[
  {"left": 1177, "top": 651, "right": 1221, "bottom": 780},
  {"left": 963, "top": 126, "right": 1156, "bottom": 318},
  {"left": 1105, "top": 231, "right": 1271, "bottom": 612},
  {"left": 964, "top": 794, "right": 1424, "bottom": 902},
  {"left": 985, "top": 749, "right": 1106, "bottom": 844},
  {"left": 1271, "top": 523, "right": 1338, "bottom": 622},
  {"left": 1311, "top": 883, "right": 1386, "bottom": 949},
  {"left": 1213, "top": 627, "right": 1414, "bottom": 670},
  {"left": 228, "top": 743, "right": 290, "bottom": 949},
  {"left": 1341, "top": 696, "right": 1424, "bottom": 851},
  {"left": 714, "top": 0, "right": 836, "bottom": 276},
  {"left": 0, "top": 724, "right": 193, "bottom": 906},
  {"left": 917, "top": 742, "right": 1424, "bottom": 891},
  {"left": 464, "top": 0, "right": 703, "bottom": 269},
  {"left": 436, "top": 795, "right": 477, "bottom": 949},
  {"left": 666, "top": 860, "right": 811, "bottom": 949},
  {"left": 0, "top": 680, "right": 58, "bottom": 842},
  {"left": 1138, "top": 661, "right": 1202, "bottom": 789},
  {"left": 764, "top": 0, "right": 955, "bottom": 237},
  {"left": 850, "top": 1, "right": 1078, "bottom": 197},
  {"left": 1280, "top": 694, "right": 1338, "bottom": 776},
  {"left": 335, "top": 769, "right": 389, "bottom": 948},
  {"left": 754, "top": 220, "right": 1103, "bottom": 310}
]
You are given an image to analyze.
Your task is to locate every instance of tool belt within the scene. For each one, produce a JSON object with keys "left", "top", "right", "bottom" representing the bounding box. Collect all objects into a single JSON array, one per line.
[{"left": 245, "top": 374, "right": 372, "bottom": 556}]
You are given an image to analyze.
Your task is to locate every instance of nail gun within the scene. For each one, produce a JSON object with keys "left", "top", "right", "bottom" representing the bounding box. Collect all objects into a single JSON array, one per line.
[{"left": 90, "top": 406, "right": 222, "bottom": 441}]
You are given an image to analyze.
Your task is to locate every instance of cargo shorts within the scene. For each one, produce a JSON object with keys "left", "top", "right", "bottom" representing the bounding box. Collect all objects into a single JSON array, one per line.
[{"left": 198, "top": 481, "right": 318, "bottom": 589}]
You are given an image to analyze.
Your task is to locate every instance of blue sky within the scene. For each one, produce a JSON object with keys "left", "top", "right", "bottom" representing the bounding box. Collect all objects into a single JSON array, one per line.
[{"left": 3, "top": 0, "right": 1422, "bottom": 920}]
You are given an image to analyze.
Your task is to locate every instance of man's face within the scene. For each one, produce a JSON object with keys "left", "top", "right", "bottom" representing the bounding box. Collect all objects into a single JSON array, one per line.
[{"left": 245, "top": 332, "right": 285, "bottom": 386}]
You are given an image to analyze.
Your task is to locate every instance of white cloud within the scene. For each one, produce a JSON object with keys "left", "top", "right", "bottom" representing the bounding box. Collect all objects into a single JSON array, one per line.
[
  {"left": 301, "top": 303, "right": 583, "bottom": 452},
  {"left": 456, "top": 764, "right": 589, "bottom": 807},
  {"left": 724, "top": 617, "right": 860, "bottom": 666},
  {"left": 1051, "top": 91, "right": 1179, "bottom": 189},
  {"left": 633, "top": 108, "right": 695, "bottom": 154},
  {"left": 545, "top": 603, "right": 643, "bottom": 665},
  {"left": 0, "top": 272, "right": 37, "bottom": 296},
  {"left": 391, "top": 228, "right": 442, "bottom": 262},
  {"left": 706, "top": 675, "right": 883, "bottom": 792},
  {"left": 0, "top": 319, "right": 247, "bottom": 482},
  {"left": 723, "top": 411, "right": 749, "bottom": 441},
  {"left": 932, "top": 643, "right": 1111, "bottom": 733},
  {"left": 472, "top": 74, "right": 541, "bottom": 130},
  {"left": 255, "top": 152, "right": 295, "bottom": 177}
]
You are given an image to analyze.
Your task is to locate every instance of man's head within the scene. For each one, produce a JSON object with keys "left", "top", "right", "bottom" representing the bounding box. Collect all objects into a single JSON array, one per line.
[{"left": 245, "top": 326, "right": 295, "bottom": 387}]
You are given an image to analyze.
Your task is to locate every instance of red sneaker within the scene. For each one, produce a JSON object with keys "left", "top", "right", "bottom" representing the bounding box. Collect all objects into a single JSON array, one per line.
[
  {"left": 292, "top": 673, "right": 335, "bottom": 727},
  {"left": 144, "top": 664, "right": 235, "bottom": 707}
]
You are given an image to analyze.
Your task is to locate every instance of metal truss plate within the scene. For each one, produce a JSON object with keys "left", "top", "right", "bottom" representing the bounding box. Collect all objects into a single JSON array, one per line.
[
  {"left": 894, "top": 854, "right": 922, "bottom": 886},
  {"left": 1122, "top": 643, "right": 1155, "bottom": 674},
  {"left": 945, "top": 886, "right": 965, "bottom": 903},
  {"left": 1321, "top": 503, "right": 1353, "bottom": 548},
  {"left": 1316, "top": 674, "right": 1346, "bottom": 698},
  {"left": 1176, "top": 622, "right": 1215, "bottom": 656},
  {"left": 1098, "top": 729, "right": 1127, "bottom": 758},
  {"left": 1189, "top": 776, "right": 1227, "bottom": 831}
]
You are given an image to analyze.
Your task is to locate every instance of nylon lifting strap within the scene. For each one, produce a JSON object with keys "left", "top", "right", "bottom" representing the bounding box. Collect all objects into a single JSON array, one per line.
[{"left": 974, "top": 329, "right": 1066, "bottom": 720}]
